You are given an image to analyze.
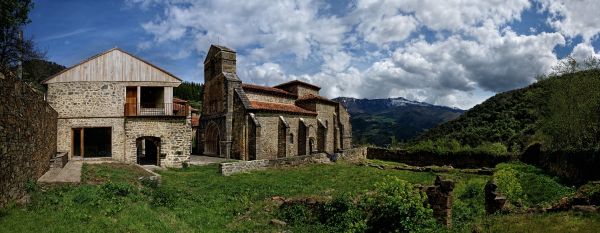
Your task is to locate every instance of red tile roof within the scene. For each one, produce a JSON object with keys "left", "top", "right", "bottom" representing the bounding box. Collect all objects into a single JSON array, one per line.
[
  {"left": 173, "top": 97, "right": 188, "bottom": 103},
  {"left": 273, "top": 80, "right": 321, "bottom": 90},
  {"left": 297, "top": 94, "right": 339, "bottom": 105},
  {"left": 250, "top": 101, "right": 317, "bottom": 115},
  {"left": 241, "top": 83, "right": 297, "bottom": 98}
]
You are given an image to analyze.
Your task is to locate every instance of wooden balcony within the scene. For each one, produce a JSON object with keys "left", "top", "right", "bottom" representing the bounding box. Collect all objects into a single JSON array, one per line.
[{"left": 124, "top": 103, "right": 188, "bottom": 117}]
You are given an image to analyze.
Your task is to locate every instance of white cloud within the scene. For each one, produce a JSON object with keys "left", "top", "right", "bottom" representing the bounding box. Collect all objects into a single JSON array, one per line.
[
  {"left": 539, "top": 0, "right": 600, "bottom": 41},
  {"left": 130, "top": 0, "right": 596, "bottom": 109}
]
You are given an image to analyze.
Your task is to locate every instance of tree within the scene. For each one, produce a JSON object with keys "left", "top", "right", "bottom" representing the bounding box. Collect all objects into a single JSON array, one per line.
[
  {"left": 551, "top": 56, "right": 600, "bottom": 77},
  {"left": 0, "top": 0, "right": 43, "bottom": 75}
]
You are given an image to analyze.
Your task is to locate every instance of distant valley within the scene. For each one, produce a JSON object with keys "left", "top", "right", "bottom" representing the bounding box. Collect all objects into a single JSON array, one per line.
[{"left": 334, "top": 97, "right": 464, "bottom": 146}]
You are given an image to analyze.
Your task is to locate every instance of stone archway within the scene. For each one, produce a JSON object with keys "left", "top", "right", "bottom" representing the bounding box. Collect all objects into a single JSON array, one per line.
[
  {"left": 204, "top": 122, "right": 220, "bottom": 156},
  {"left": 136, "top": 136, "right": 161, "bottom": 165}
]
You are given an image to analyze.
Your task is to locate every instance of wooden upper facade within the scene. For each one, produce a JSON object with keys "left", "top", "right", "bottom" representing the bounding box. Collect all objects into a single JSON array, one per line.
[{"left": 42, "top": 48, "right": 182, "bottom": 85}]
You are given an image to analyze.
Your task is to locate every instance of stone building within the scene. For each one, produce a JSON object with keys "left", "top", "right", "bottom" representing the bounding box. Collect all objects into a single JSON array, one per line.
[
  {"left": 198, "top": 45, "right": 352, "bottom": 160},
  {"left": 42, "top": 48, "right": 191, "bottom": 167}
]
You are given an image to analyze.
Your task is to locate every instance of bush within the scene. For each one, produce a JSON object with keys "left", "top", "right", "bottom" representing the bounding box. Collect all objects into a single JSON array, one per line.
[
  {"left": 365, "top": 176, "right": 436, "bottom": 233},
  {"left": 494, "top": 162, "right": 574, "bottom": 207},
  {"left": 494, "top": 168, "right": 524, "bottom": 206},
  {"left": 405, "top": 138, "right": 509, "bottom": 157},
  {"left": 100, "top": 182, "right": 136, "bottom": 197},
  {"left": 277, "top": 176, "right": 437, "bottom": 232},
  {"left": 148, "top": 187, "right": 177, "bottom": 208}
]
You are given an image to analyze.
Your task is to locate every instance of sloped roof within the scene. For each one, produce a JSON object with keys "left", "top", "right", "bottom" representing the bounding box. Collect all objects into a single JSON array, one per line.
[
  {"left": 297, "top": 94, "right": 339, "bottom": 105},
  {"left": 241, "top": 83, "right": 297, "bottom": 98},
  {"left": 42, "top": 48, "right": 182, "bottom": 84},
  {"left": 273, "top": 80, "right": 321, "bottom": 90},
  {"left": 249, "top": 101, "right": 317, "bottom": 115},
  {"left": 203, "top": 44, "right": 235, "bottom": 64}
]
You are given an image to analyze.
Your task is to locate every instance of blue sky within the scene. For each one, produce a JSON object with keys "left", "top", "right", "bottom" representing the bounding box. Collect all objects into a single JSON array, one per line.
[{"left": 26, "top": 0, "right": 600, "bottom": 109}]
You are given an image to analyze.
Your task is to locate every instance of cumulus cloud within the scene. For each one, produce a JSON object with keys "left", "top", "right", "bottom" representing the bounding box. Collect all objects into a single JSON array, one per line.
[
  {"left": 539, "top": 0, "right": 600, "bottom": 41},
  {"left": 130, "top": 0, "right": 596, "bottom": 109}
]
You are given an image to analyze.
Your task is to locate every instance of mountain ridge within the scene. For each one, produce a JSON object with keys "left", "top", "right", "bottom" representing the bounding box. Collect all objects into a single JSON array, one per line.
[{"left": 333, "top": 96, "right": 464, "bottom": 146}]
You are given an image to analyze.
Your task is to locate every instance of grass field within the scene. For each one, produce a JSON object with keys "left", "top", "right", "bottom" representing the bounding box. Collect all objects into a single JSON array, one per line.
[{"left": 0, "top": 161, "right": 597, "bottom": 232}]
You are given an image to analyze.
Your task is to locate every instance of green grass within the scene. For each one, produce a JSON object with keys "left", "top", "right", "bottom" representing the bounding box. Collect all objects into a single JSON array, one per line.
[
  {"left": 81, "top": 163, "right": 154, "bottom": 185},
  {"left": 0, "top": 161, "right": 596, "bottom": 232},
  {"left": 494, "top": 162, "right": 575, "bottom": 207},
  {"left": 475, "top": 212, "right": 600, "bottom": 233}
]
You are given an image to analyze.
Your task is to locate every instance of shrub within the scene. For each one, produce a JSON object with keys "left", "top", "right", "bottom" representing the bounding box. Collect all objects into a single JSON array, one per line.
[
  {"left": 320, "top": 195, "right": 367, "bottom": 232},
  {"left": 100, "top": 182, "right": 136, "bottom": 197},
  {"left": 364, "top": 176, "right": 436, "bottom": 233},
  {"left": 25, "top": 180, "right": 38, "bottom": 193},
  {"left": 494, "top": 162, "right": 574, "bottom": 207},
  {"left": 148, "top": 187, "right": 177, "bottom": 208},
  {"left": 494, "top": 168, "right": 524, "bottom": 206},
  {"left": 277, "top": 176, "right": 437, "bottom": 232}
]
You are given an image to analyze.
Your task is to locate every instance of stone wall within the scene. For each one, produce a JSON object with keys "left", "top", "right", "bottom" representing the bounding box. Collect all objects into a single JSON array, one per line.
[
  {"left": 337, "top": 147, "right": 367, "bottom": 162},
  {"left": 255, "top": 113, "right": 318, "bottom": 160},
  {"left": 315, "top": 103, "right": 337, "bottom": 154},
  {"left": 47, "top": 82, "right": 125, "bottom": 118},
  {"left": 220, "top": 153, "right": 330, "bottom": 176},
  {"left": 367, "top": 147, "right": 512, "bottom": 168},
  {"left": 0, "top": 73, "right": 58, "bottom": 207},
  {"left": 244, "top": 92, "right": 295, "bottom": 104},
  {"left": 220, "top": 149, "right": 365, "bottom": 176},
  {"left": 56, "top": 117, "right": 125, "bottom": 160},
  {"left": 521, "top": 144, "right": 600, "bottom": 184},
  {"left": 125, "top": 118, "right": 191, "bottom": 167}
]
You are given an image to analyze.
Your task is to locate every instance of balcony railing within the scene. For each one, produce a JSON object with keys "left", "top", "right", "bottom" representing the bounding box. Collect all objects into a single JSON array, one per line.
[{"left": 124, "top": 103, "right": 188, "bottom": 117}]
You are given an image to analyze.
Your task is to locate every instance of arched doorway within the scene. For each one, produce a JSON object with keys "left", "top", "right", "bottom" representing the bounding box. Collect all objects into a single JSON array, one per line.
[
  {"left": 204, "top": 122, "right": 220, "bottom": 156},
  {"left": 137, "top": 136, "right": 160, "bottom": 165}
]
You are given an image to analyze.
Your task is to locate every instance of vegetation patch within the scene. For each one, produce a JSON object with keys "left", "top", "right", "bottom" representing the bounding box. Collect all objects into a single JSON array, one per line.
[
  {"left": 81, "top": 163, "right": 154, "bottom": 185},
  {"left": 494, "top": 162, "right": 575, "bottom": 208},
  {"left": 276, "top": 176, "right": 438, "bottom": 233}
]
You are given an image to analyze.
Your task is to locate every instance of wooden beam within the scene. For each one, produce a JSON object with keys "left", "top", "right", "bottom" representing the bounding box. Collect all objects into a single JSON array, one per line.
[{"left": 80, "top": 128, "right": 84, "bottom": 159}]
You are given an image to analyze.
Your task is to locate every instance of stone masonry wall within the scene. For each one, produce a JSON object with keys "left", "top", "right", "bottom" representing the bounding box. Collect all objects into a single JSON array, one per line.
[
  {"left": 220, "top": 149, "right": 364, "bottom": 176},
  {"left": 220, "top": 153, "right": 330, "bottom": 176},
  {"left": 56, "top": 118, "right": 125, "bottom": 160},
  {"left": 255, "top": 113, "right": 318, "bottom": 160},
  {"left": 125, "top": 118, "right": 191, "bottom": 167},
  {"left": 0, "top": 73, "right": 57, "bottom": 207},
  {"left": 315, "top": 103, "right": 337, "bottom": 154},
  {"left": 47, "top": 82, "right": 125, "bottom": 118},
  {"left": 244, "top": 92, "right": 295, "bottom": 104}
]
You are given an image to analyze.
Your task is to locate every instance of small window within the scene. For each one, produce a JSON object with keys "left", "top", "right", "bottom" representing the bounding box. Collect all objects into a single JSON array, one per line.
[{"left": 289, "top": 133, "right": 294, "bottom": 143}]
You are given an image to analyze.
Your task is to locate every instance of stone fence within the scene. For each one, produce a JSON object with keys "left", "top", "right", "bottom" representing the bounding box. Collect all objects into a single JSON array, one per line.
[
  {"left": 1, "top": 73, "right": 58, "bottom": 207},
  {"left": 367, "top": 147, "right": 512, "bottom": 168},
  {"left": 220, "top": 147, "right": 367, "bottom": 176}
]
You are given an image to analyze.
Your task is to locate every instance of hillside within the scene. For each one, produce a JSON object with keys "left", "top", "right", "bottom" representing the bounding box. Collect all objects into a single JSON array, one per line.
[
  {"left": 416, "top": 69, "right": 600, "bottom": 153},
  {"left": 22, "top": 59, "right": 66, "bottom": 92},
  {"left": 334, "top": 97, "right": 464, "bottom": 146}
]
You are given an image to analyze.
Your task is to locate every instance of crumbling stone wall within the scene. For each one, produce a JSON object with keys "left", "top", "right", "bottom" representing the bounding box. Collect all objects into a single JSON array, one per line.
[
  {"left": 418, "top": 176, "right": 455, "bottom": 227},
  {"left": 0, "top": 73, "right": 57, "bottom": 207}
]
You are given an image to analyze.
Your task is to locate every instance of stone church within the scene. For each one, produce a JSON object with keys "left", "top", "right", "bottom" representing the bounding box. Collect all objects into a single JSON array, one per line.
[{"left": 198, "top": 45, "right": 352, "bottom": 160}]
